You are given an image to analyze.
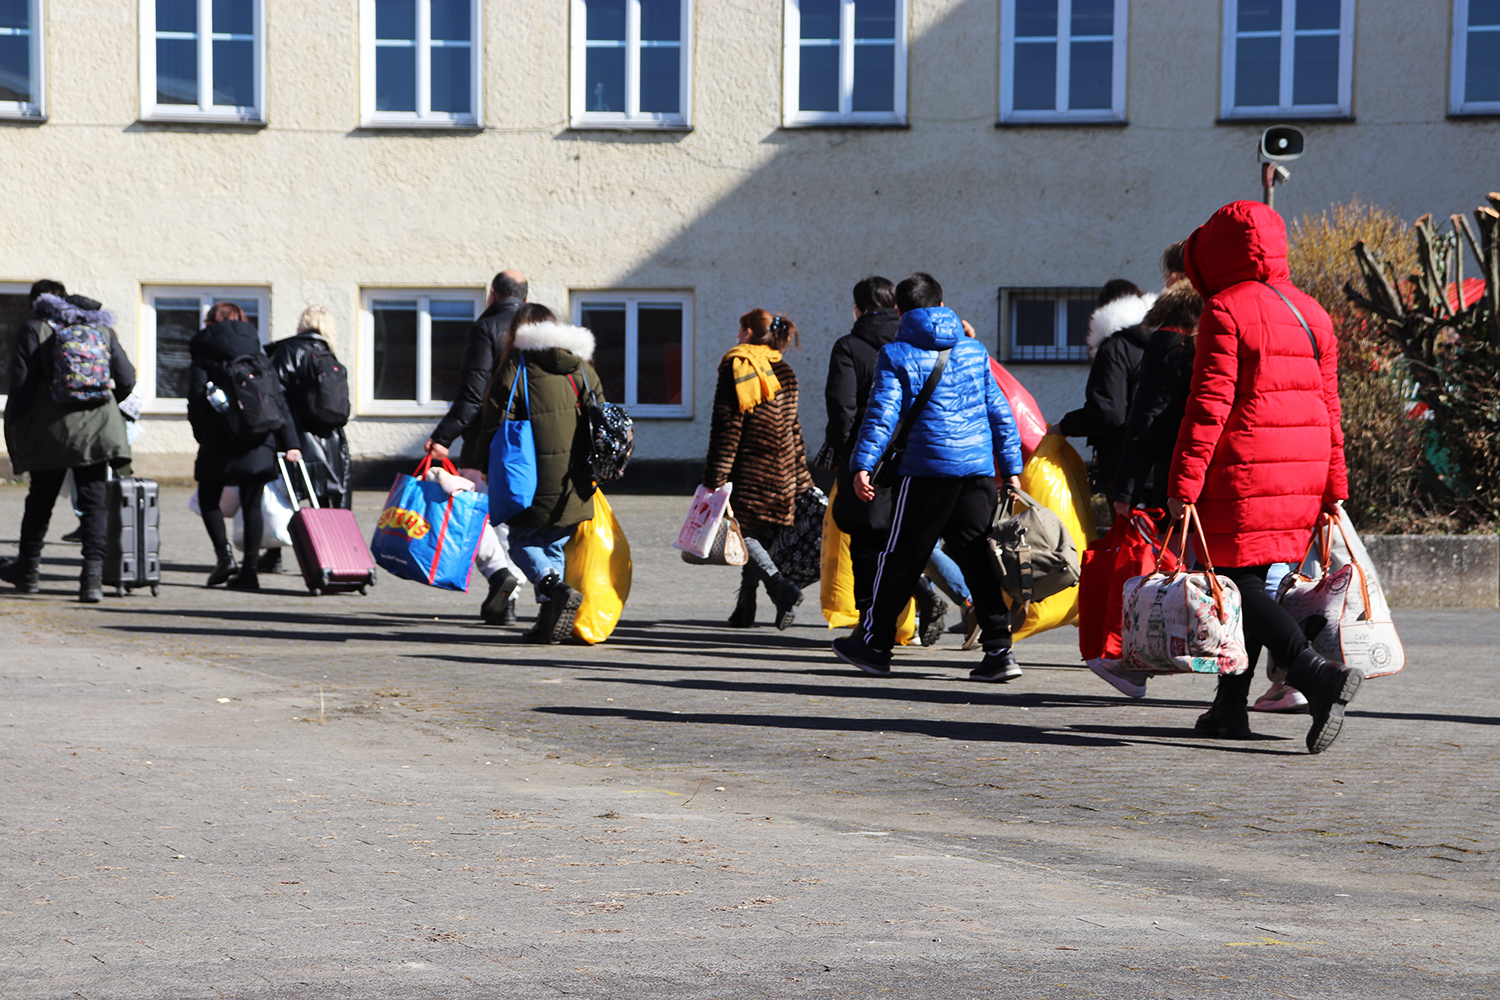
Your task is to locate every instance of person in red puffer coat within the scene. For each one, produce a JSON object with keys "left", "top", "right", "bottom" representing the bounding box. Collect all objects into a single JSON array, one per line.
[{"left": 1167, "top": 200, "right": 1362, "bottom": 754}]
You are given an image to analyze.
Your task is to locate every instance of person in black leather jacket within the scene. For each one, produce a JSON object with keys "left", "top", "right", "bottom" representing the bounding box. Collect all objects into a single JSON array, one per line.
[
  {"left": 269, "top": 305, "right": 352, "bottom": 509},
  {"left": 425, "top": 270, "right": 527, "bottom": 465}
]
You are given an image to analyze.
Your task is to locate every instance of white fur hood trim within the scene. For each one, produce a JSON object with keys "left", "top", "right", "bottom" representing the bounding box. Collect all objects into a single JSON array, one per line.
[
  {"left": 1086, "top": 293, "right": 1156, "bottom": 356},
  {"left": 513, "top": 321, "right": 596, "bottom": 362}
]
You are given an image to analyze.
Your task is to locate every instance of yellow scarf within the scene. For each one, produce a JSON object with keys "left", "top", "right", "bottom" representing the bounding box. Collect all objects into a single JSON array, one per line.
[{"left": 725, "top": 344, "right": 782, "bottom": 412}]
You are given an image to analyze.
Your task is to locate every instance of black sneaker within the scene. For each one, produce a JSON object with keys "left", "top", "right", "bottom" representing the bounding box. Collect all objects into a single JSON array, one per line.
[
  {"left": 545, "top": 578, "right": 584, "bottom": 644},
  {"left": 257, "top": 548, "right": 283, "bottom": 574},
  {"left": 481, "top": 569, "right": 520, "bottom": 625},
  {"left": 969, "top": 647, "right": 1022, "bottom": 683},
  {"left": 60, "top": 525, "right": 83, "bottom": 544},
  {"left": 833, "top": 635, "right": 891, "bottom": 676},
  {"left": 916, "top": 594, "right": 949, "bottom": 648}
]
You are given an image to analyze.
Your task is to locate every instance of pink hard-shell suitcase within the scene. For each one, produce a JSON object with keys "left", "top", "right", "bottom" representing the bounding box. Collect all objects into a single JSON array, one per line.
[{"left": 279, "top": 456, "right": 377, "bottom": 596}]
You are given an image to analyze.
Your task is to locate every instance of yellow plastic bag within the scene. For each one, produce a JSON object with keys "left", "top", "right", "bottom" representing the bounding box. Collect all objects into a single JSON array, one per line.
[
  {"left": 564, "top": 491, "right": 633, "bottom": 644},
  {"left": 819, "top": 482, "right": 917, "bottom": 644},
  {"left": 1008, "top": 435, "right": 1097, "bottom": 642}
]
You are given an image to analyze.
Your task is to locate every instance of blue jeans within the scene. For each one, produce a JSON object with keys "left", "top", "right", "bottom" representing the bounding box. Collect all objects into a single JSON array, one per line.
[
  {"left": 925, "top": 543, "right": 972, "bottom": 605},
  {"left": 507, "top": 525, "right": 573, "bottom": 600}
]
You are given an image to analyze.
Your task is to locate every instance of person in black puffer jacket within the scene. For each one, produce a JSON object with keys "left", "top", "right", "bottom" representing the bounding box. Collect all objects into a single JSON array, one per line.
[{"left": 187, "top": 302, "right": 300, "bottom": 591}]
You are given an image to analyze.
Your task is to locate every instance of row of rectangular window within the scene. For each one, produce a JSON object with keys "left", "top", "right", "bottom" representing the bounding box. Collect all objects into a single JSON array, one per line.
[{"left": 2, "top": 2, "right": 1497, "bottom": 125}]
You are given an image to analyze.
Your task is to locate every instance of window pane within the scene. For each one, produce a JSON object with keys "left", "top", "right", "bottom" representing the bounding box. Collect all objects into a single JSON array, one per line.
[
  {"left": 636, "top": 305, "right": 683, "bottom": 406},
  {"left": 154, "top": 298, "right": 201, "bottom": 400},
  {"left": 157, "top": 39, "right": 198, "bottom": 105},
  {"left": 800, "top": 0, "right": 840, "bottom": 41},
  {"left": 1013, "top": 299, "right": 1055, "bottom": 347},
  {"left": 1472, "top": 0, "right": 1500, "bottom": 25},
  {"left": 639, "top": 46, "right": 681, "bottom": 113},
  {"left": 1234, "top": 35, "right": 1279, "bottom": 106},
  {"left": 430, "top": 0, "right": 470, "bottom": 41},
  {"left": 0, "top": 0, "right": 30, "bottom": 29},
  {"left": 1012, "top": 41, "right": 1056, "bottom": 111},
  {"left": 1068, "top": 39, "right": 1111, "bottom": 109},
  {"left": 227, "top": 298, "right": 260, "bottom": 330},
  {"left": 854, "top": 0, "right": 895, "bottom": 40},
  {"left": 429, "top": 300, "right": 472, "bottom": 402},
  {"left": 212, "top": 0, "right": 254, "bottom": 35},
  {"left": 580, "top": 304, "right": 627, "bottom": 404},
  {"left": 1066, "top": 299, "right": 1092, "bottom": 347},
  {"left": 0, "top": 35, "right": 30, "bottom": 103},
  {"left": 158, "top": 0, "right": 196, "bottom": 33},
  {"left": 641, "top": 0, "right": 680, "bottom": 41},
  {"left": 212, "top": 39, "right": 254, "bottom": 106},
  {"left": 1294, "top": 0, "right": 1339, "bottom": 30},
  {"left": 0, "top": 293, "right": 31, "bottom": 395},
  {"left": 1072, "top": 0, "right": 1113, "bottom": 36},
  {"left": 1467, "top": 31, "right": 1500, "bottom": 103},
  {"left": 587, "top": 0, "right": 626, "bottom": 40},
  {"left": 372, "top": 300, "right": 418, "bottom": 400},
  {"left": 1291, "top": 33, "right": 1338, "bottom": 105},
  {"left": 851, "top": 42, "right": 894, "bottom": 111},
  {"left": 431, "top": 46, "right": 471, "bottom": 113},
  {"left": 586, "top": 46, "right": 626, "bottom": 112},
  {"left": 1237, "top": 0, "right": 1280, "bottom": 32},
  {"left": 375, "top": 46, "right": 417, "bottom": 111},
  {"left": 1015, "top": 0, "right": 1057, "bottom": 37},
  {"left": 375, "top": 0, "right": 415, "bottom": 40},
  {"left": 799, "top": 44, "right": 839, "bottom": 111}
]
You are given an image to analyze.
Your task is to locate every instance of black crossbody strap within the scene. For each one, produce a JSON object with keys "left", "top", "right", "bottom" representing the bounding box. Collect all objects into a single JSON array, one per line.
[
  {"left": 1257, "top": 280, "right": 1320, "bottom": 362},
  {"left": 886, "top": 348, "right": 950, "bottom": 455}
]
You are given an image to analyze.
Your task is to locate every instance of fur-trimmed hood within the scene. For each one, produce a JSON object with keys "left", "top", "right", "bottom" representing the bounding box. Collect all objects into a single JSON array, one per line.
[
  {"left": 1143, "top": 279, "right": 1204, "bottom": 336},
  {"left": 1086, "top": 292, "right": 1155, "bottom": 356},
  {"left": 33, "top": 292, "right": 116, "bottom": 329},
  {"left": 513, "top": 321, "right": 595, "bottom": 362}
]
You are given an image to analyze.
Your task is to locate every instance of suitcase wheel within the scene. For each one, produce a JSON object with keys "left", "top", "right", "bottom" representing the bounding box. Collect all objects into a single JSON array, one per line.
[
  {"left": 150, "top": 584, "right": 159, "bottom": 597},
  {"left": 115, "top": 585, "right": 125, "bottom": 598},
  {"left": 358, "top": 585, "right": 368, "bottom": 596}
]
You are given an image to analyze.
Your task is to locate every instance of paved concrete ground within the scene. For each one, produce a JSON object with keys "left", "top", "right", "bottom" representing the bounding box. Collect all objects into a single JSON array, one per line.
[{"left": 2, "top": 484, "right": 1498, "bottom": 999}]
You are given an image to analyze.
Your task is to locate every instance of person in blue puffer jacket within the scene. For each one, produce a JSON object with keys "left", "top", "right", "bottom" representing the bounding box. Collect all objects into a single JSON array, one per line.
[{"left": 833, "top": 272, "right": 1025, "bottom": 682}]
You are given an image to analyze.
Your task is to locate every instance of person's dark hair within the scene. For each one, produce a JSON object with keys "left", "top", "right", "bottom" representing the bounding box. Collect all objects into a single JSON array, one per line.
[
  {"left": 1160, "top": 241, "right": 1187, "bottom": 280},
  {"left": 1096, "top": 278, "right": 1144, "bottom": 308},
  {"left": 740, "top": 308, "right": 799, "bottom": 350},
  {"left": 1143, "top": 279, "right": 1203, "bottom": 337},
  {"left": 852, "top": 276, "right": 896, "bottom": 314},
  {"left": 492, "top": 272, "right": 529, "bottom": 301},
  {"left": 507, "top": 302, "right": 556, "bottom": 336},
  {"left": 895, "top": 272, "right": 943, "bottom": 312},
  {"left": 205, "top": 301, "right": 246, "bottom": 324},
  {"left": 29, "top": 279, "right": 65, "bottom": 304}
]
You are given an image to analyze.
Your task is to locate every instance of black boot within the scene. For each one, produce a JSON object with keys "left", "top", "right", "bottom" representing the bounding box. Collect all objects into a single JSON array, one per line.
[
  {"left": 481, "top": 569, "right": 520, "bottom": 625},
  {"left": 766, "top": 574, "right": 802, "bottom": 631},
  {"left": 257, "top": 548, "right": 283, "bottom": 574},
  {"left": 0, "top": 555, "right": 41, "bottom": 594},
  {"left": 207, "top": 548, "right": 238, "bottom": 587},
  {"left": 227, "top": 566, "right": 261, "bottom": 591},
  {"left": 1194, "top": 670, "right": 1254, "bottom": 738},
  {"left": 727, "top": 572, "right": 757, "bottom": 628},
  {"left": 913, "top": 581, "right": 949, "bottom": 648},
  {"left": 1285, "top": 647, "right": 1362, "bottom": 754},
  {"left": 78, "top": 558, "right": 103, "bottom": 604}
]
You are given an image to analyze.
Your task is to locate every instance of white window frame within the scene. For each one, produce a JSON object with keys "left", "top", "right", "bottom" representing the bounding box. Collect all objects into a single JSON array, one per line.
[
  {"left": 1220, "top": 0, "right": 1354, "bottom": 120},
  {"left": 570, "top": 290, "right": 694, "bottom": 418},
  {"left": 0, "top": 281, "right": 32, "bottom": 411},
  {"left": 138, "top": 286, "right": 271, "bottom": 414},
  {"left": 1451, "top": 0, "right": 1500, "bottom": 115},
  {"left": 139, "top": 0, "right": 266, "bottom": 124},
  {"left": 1000, "top": 0, "right": 1128, "bottom": 123},
  {"left": 360, "top": 0, "right": 483, "bottom": 128},
  {"left": 999, "top": 287, "right": 1095, "bottom": 363},
  {"left": 570, "top": 0, "right": 693, "bottom": 129},
  {"left": 358, "top": 287, "right": 486, "bottom": 417},
  {"left": 782, "top": 0, "right": 908, "bottom": 127},
  {"left": 0, "top": 0, "right": 45, "bottom": 120}
]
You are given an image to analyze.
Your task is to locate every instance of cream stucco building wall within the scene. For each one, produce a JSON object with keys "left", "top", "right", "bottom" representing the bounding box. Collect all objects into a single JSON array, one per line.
[{"left": 2, "top": 0, "right": 1496, "bottom": 482}]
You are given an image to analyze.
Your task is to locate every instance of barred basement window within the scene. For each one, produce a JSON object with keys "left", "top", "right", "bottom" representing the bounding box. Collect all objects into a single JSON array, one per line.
[{"left": 1000, "top": 288, "right": 1095, "bottom": 362}]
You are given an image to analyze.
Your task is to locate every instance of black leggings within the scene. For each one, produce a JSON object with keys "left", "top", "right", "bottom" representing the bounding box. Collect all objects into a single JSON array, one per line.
[
  {"left": 199, "top": 478, "right": 269, "bottom": 564},
  {"left": 1218, "top": 564, "right": 1312, "bottom": 678}
]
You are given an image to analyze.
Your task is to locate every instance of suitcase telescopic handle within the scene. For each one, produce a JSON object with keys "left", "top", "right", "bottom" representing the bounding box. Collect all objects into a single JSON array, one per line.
[{"left": 277, "top": 453, "right": 321, "bottom": 511}]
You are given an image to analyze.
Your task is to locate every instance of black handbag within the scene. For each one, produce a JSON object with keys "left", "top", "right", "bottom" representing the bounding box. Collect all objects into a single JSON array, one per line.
[
  {"left": 869, "top": 349, "right": 950, "bottom": 489},
  {"left": 774, "top": 486, "right": 828, "bottom": 587}
]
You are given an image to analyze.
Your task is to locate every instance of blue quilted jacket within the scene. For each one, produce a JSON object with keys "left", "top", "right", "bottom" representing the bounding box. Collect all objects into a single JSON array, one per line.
[{"left": 851, "top": 307, "right": 1023, "bottom": 480}]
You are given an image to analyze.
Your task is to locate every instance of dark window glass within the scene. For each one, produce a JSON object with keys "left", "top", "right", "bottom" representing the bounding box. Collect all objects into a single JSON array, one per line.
[
  {"left": 1291, "top": 32, "right": 1338, "bottom": 105},
  {"left": 431, "top": 45, "right": 470, "bottom": 113},
  {"left": 1012, "top": 41, "right": 1056, "bottom": 110},
  {"left": 1467, "top": 30, "right": 1500, "bottom": 102},
  {"left": 375, "top": 45, "right": 417, "bottom": 111},
  {"left": 854, "top": 0, "right": 895, "bottom": 40},
  {"left": 157, "top": 38, "right": 198, "bottom": 104},
  {"left": 1015, "top": 0, "right": 1057, "bottom": 37},
  {"left": 851, "top": 41, "right": 894, "bottom": 111},
  {"left": 0, "top": 35, "right": 30, "bottom": 104},
  {"left": 1235, "top": 35, "right": 1280, "bottom": 106},
  {"left": 640, "top": 0, "right": 680, "bottom": 41},
  {"left": 637, "top": 305, "right": 683, "bottom": 406},
  {"left": 430, "top": 0, "right": 470, "bottom": 40},
  {"left": 588, "top": 0, "right": 626, "bottom": 40},
  {"left": 158, "top": 0, "right": 196, "bottom": 33},
  {"left": 800, "top": 0, "right": 840, "bottom": 41},
  {"left": 429, "top": 300, "right": 472, "bottom": 402},
  {"left": 580, "top": 304, "right": 627, "bottom": 405},
  {"left": 372, "top": 301, "right": 418, "bottom": 400},
  {"left": 1294, "top": 0, "right": 1339, "bottom": 30},
  {"left": 1472, "top": 0, "right": 1500, "bottom": 25},
  {"left": 1072, "top": 0, "right": 1113, "bottom": 36},
  {"left": 375, "top": 0, "right": 416, "bottom": 41},
  {"left": 1013, "top": 299, "right": 1055, "bottom": 347},
  {"left": 154, "top": 298, "right": 200, "bottom": 400},
  {"left": 0, "top": 293, "right": 29, "bottom": 395},
  {"left": 212, "top": 37, "right": 254, "bottom": 106},
  {"left": 639, "top": 46, "right": 680, "bottom": 113},
  {"left": 1237, "top": 0, "right": 1281, "bottom": 32},
  {"left": 1066, "top": 299, "right": 1092, "bottom": 347},
  {"left": 212, "top": 0, "right": 253, "bottom": 35},
  {"left": 1069, "top": 39, "right": 1111, "bottom": 109},
  {"left": 586, "top": 45, "right": 626, "bottom": 112},
  {"left": 799, "top": 44, "right": 839, "bottom": 111},
  {"left": 0, "top": 0, "right": 30, "bottom": 29}
]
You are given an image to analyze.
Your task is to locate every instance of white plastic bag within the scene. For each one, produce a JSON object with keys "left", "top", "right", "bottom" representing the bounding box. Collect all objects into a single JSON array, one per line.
[
  {"left": 673, "top": 484, "right": 733, "bottom": 559},
  {"left": 188, "top": 485, "right": 240, "bottom": 517},
  {"left": 233, "top": 479, "right": 295, "bottom": 551}
]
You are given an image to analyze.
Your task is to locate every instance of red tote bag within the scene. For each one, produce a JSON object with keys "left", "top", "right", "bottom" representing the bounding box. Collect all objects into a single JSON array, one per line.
[{"left": 1078, "top": 510, "right": 1169, "bottom": 661}]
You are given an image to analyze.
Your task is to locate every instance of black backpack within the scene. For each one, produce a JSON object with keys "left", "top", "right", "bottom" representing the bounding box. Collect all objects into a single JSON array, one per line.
[
  {"left": 297, "top": 343, "right": 351, "bottom": 434},
  {"left": 569, "top": 366, "right": 633, "bottom": 484},
  {"left": 218, "top": 352, "right": 286, "bottom": 440}
]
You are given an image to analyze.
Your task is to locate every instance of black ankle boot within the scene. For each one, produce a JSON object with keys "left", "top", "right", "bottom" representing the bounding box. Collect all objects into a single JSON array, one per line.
[
  {"left": 0, "top": 555, "right": 41, "bottom": 594},
  {"left": 78, "top": 558, "right": 103, "bottom": 604},
  {"left": 1285, "top": 647, "right": 1362, "bottom": 754},
  {"left": 227, "top": 566, "right": 261, "bottom": 591},
  {"left": 207, "top": 549, "right": 238, "bottom": 587},
  {"left": 913, "top": 583, "right": 948, "bottom": 648},
  {"left": 766, "top": 573, "right": 802, "bottom": 631},
  {"left": 1194, "top": 670, "right": 1254, "bottom": 738},
  {"left": 727, "top": 573, "right": 758, "bottom": 628}
]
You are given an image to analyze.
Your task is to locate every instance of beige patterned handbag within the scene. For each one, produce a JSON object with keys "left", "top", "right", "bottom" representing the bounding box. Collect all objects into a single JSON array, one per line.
[{"left": 681, "top": 501, "right": 748, "bottom": 567}]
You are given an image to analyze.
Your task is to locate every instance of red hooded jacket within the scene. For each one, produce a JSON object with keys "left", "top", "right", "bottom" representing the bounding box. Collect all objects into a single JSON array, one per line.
[{"left": 1168, "top": 200, "right": 1348, "bottom": 567}]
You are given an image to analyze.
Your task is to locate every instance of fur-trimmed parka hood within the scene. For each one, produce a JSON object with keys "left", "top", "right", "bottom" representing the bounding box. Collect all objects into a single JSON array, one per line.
[
  {"left": 33, "top": 292, "right": 116, "bottom": 330},
  {"left": 1086, "top": 292, "right": 1155, "bottom": 356},
  {"left": 512, "top": 321, "right": 595, "bottom": 362},
  {"left": 1143, "top": 279, "right": 1204, "bottom": 336}
]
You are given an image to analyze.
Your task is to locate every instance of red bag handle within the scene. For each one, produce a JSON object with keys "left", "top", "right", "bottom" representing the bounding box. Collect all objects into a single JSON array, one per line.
[{"left": 414, "top": 454, "right": 459, "bottom": 479}]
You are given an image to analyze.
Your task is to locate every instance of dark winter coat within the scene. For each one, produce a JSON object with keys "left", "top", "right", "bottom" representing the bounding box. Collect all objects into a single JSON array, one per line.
[
  {"left": 824, "top": 309, "right": 900, "bottom": 531},
  {"left": 1170, "top": 199, "right": 1348, "bottom": 567},
  {"left": 431, "top": 295, "right": 524, "bottom": 459},
  {"left": 474, "top": 321, "right": 601, "bottom": 532},
  {"left": 269, "top": 330, "right": 352, "bottom": 504},
  {"left": 851, "top": 307, "right": 1023, "bottom": 481},
  {"left": 4, "top": 294, "right": 136, "bottom": 474},
  {"left": 702, "top": 351, "right": 813, "bottom": 532},
  {"left": 1111, "top": 325, "right": 1194, "bottom": 509},
  {"left": 1056, "top": 293, "right": 1155, "bottom": 494},
  {"left": 186, "top": 320, "right": 299, "bottom": 484}
]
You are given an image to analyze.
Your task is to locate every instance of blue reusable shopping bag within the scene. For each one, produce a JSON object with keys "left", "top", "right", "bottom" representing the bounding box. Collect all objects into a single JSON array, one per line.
[
  {"left": 488, "top": 356, "right": 538, "bottom": 524},
  {"left": 371, "top": 456, "right": 490, "bottom": 591}
]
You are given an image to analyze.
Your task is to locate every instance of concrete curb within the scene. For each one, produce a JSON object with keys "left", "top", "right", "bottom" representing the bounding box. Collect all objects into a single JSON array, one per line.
[{"left": 1365, "top": 534, "right": 1500, "bottom": 609}]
